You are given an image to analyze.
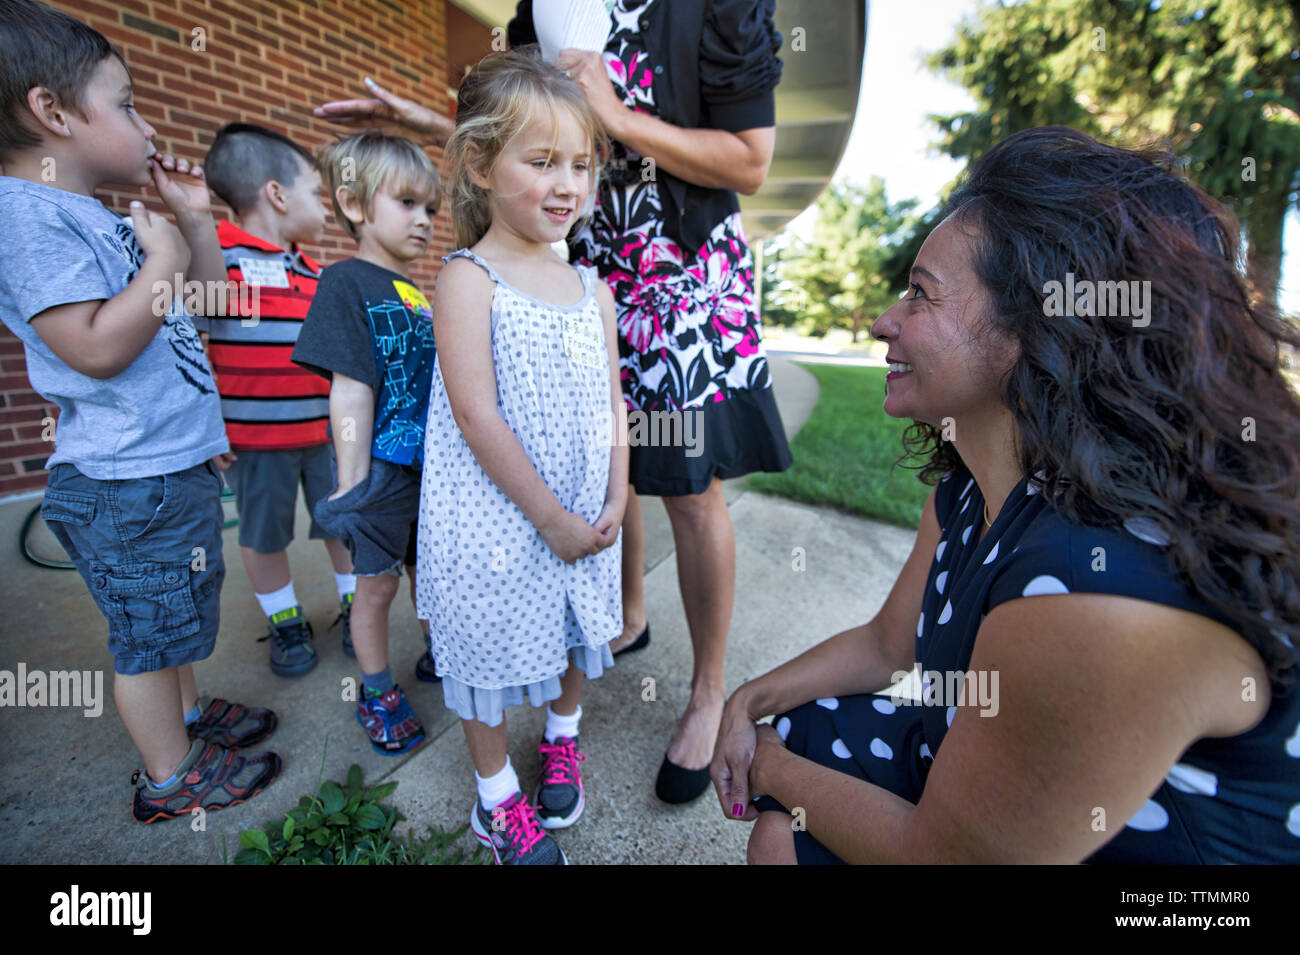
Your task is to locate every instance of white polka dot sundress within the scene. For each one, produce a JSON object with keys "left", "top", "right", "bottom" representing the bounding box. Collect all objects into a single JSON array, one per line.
[{"left": 415, "top": 249, "right": 621, "bottom": 726}]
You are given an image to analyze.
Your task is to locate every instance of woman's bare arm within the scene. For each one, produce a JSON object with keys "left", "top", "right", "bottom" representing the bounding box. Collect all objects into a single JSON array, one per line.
[
  {"left": 751, "top": 594, "right": 1269, "bottom": 863},
  {"left": 712, "top": 490, "right": 939, "bottom": 817},
  {"left": 556, "top": 50, "right": 774, "bottom": 195},
  {"left": 734, "top": 489, "right": 941, "bottom": 721}
]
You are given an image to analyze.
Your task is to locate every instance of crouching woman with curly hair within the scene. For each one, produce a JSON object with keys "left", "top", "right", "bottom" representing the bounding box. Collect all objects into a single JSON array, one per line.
[{"left": 713, "top": 126, "right": 1300, "bottom": 864}]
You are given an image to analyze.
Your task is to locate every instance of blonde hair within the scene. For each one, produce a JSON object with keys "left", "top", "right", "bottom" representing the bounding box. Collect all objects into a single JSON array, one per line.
[
  {"left": 446, "top": 48, "right": 608, "bottom": 248},
  {"left": 316, "top": 130, "right": 441, "bottom": 240}
]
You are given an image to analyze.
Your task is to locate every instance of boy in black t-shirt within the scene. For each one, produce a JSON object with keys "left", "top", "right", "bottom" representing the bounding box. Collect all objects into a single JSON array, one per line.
[{"left": 292, "top": 131, "right": 440, "bottom": 755}]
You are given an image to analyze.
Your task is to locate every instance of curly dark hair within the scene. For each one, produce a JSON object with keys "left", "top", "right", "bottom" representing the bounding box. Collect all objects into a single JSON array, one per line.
[{"left": 898, "top": 126, "right": 1300, "bottom": 691}]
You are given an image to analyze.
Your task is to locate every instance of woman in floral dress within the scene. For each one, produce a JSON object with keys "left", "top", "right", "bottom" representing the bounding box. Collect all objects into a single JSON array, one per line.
[{"left": 535, "top": 0, "right": 793, "bottom": 802}]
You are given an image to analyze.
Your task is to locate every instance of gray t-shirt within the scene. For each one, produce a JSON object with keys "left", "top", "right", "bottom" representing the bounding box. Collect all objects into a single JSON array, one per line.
[{"left": 0, "top": 177, "right": 228, "bottom": 479}]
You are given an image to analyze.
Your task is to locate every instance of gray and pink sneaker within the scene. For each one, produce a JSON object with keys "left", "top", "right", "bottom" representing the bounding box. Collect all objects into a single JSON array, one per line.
[
  {"left": 471, "top": 792, "right": 566, "bottom": 865},
  {"left": 534, "top": 736, "right": 586, "bottom": 829}
]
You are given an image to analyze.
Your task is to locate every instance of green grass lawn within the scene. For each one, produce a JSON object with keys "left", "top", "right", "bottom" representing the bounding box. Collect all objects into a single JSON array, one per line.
[{"left": 750, "top": 363, "right": 932, "bottom": 528}]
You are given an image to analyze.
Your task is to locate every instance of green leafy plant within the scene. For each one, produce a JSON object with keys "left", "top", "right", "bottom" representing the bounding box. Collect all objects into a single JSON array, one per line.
[{"left": 223, "top": 742, "right": 487, "bottom": 865}]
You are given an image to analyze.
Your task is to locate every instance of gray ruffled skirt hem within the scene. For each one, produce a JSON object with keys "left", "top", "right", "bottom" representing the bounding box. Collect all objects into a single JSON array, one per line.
[{"left": 439, "top": 643, "right": 615, "bottom": 728}]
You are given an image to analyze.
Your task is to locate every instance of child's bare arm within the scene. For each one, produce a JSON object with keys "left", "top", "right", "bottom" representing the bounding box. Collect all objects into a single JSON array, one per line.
[
  {"left": 29, "top": 202, "right": 190, "bottom": 379},
  {"left": 328, "top": 372, "right": 374, "bottom": 496},
  {"left": 434, "top": 258, "right": 603, "bottom": 564},
  {"left": 177, "top": 215, "right": 226, "bottom": 298},
  {"left": 593, "top": 281, "right": 629, "bottom": 545}
]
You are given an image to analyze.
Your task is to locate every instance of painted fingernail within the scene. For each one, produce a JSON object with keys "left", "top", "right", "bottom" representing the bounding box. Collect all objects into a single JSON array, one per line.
[{"left": 732, "top": 802, "right": 744, "bottom": 818}]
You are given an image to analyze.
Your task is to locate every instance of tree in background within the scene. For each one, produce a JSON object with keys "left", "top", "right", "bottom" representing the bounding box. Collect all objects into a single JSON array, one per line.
[
  {"left": 762, "top": 179, "right": 917, "bottom": 342},
  {"left": 911, "top": 0, "right": 1299, "bottom": 307}
]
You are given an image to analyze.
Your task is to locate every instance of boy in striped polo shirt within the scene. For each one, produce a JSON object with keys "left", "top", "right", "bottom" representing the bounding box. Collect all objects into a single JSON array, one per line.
[{"left": 200, "top": 123, "right": 356, "bottom": 677}]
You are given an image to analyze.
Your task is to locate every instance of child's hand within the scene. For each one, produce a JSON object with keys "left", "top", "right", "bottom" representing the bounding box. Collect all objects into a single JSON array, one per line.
[
  {"left": 128, "top": 201, "right": 190, "bottom": 273},
  {"left": 593, "top": 498, "right": 625, "bottom": 549},
  {"left": 211, "top": 451, "right": 237, "bottom": 471},
  {"left": 539, "top": 510, "right": 607, "bottom": 565},
  {"left": 149, "top": 151, "right": 211, "bottom": 223}
]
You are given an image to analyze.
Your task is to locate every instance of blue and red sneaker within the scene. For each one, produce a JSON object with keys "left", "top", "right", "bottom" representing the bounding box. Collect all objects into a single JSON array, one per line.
[{"left": 355, "top": 684, "right": 425, "bottom": 755}]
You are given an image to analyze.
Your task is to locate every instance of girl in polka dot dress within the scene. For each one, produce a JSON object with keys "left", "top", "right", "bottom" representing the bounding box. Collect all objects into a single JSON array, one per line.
[{"left": 414, "top": 51, "right": 625, "bottom": 865}]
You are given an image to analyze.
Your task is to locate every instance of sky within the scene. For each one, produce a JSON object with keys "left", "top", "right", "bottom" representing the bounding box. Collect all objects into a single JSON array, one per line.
[{"left": 790, "top": 0, "right": 1300, "bottom": 315}]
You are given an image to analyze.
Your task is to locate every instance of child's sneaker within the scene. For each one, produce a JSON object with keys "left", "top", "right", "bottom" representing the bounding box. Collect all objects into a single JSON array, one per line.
[
  {"left": 470, "top": 791, "right": 566, "bottom": 865},
  {"left": 332, "top": 593, "right": 355, "bottom": 658},
  {"left": 131, "top": 739, "right": 280, "bottom": 823},
  {"left": 533, "top": 735, "right": 586, "bottom": 829},
  {"left": 355, "top": 684, "right": 425, "bottom": 755},
  {"left": 186, "top": 697, "right": 278, "bottom": 749},
  {"left": 257, "top": 606, "right": 317, "bottom": 676}
]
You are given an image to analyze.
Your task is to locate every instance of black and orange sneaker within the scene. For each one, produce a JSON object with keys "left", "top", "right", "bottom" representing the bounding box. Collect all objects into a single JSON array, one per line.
[
  {"left": 131, "top": 739, "right": 280, "bottom": 823},
  {"left": 186, "top": 697, "right": 278, "bottom": 749}
]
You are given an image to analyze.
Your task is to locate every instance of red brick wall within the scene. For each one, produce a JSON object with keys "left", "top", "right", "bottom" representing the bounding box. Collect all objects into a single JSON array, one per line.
[{"left": 1, "top": 0, "right": 469, "bottom": 496}]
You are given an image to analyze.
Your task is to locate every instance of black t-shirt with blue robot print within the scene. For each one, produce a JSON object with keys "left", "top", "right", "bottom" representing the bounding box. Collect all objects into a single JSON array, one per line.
[{"left": 292, "top": 258, "right": 436, "bottom": 467}]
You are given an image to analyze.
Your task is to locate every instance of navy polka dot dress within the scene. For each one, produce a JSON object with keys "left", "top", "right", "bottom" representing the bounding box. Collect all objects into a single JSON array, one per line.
[
  {"left": 415, "top": 250, "right": 620, "bottom": 727},
  {"left": 756, "top": 464, "right": 1300, "bottom": 864}
]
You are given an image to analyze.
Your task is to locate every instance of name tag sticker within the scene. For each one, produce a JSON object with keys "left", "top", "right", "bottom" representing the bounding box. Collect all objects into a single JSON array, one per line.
[
  {"left": 238, "top": 257, "right": 290, "bottom": 288},
  {"left": 563, "top": 313, "right": 604, "bottom": 369}
]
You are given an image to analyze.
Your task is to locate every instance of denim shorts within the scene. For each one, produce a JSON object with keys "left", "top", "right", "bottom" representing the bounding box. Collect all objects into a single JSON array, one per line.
[
  {"left": 41, "top": 460, "right": 225, "bottom": 675},
  {"left": 224, "top": 444, "right": 335, "bottom": 553},
  {"left": 313, "top": 458, "right": 420, "bottom": 577}
]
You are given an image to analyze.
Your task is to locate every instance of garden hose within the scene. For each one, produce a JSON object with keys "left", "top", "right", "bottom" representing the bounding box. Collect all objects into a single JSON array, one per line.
[{"left": 18, "top": 487, "right": 240, "bottom": 571}]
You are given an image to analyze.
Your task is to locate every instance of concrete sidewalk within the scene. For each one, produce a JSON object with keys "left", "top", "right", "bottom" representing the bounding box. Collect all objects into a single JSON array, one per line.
[{"left": 0, "top": 354, "right": 916, "bottom": 864}]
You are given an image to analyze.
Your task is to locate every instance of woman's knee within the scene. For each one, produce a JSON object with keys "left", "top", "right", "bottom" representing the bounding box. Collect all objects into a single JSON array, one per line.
[
  {"left": 747, "top": 811, "right": 798, "bottom": 865},
  {"left": 663, "top": 478, "right": 726, "bottom": 527}
]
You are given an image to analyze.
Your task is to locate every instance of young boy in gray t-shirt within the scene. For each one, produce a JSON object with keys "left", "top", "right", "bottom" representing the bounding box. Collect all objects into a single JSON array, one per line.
[{"left": 0, "top": 3, "right": 279, "bottom": 822}]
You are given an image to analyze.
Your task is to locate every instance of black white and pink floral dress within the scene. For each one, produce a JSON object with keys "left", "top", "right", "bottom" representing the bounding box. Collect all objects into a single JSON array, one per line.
[{"left": 570, "top": 0, "right": 792, "bottom": 496}]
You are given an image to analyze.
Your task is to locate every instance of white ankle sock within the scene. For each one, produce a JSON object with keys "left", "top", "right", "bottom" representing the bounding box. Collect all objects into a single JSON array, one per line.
[
  {"left": 475, "top": 757, "right": 520, "bottom": 810},
  {"left": 255, "top": 581, "right": 298, "bottom": 618},
  {"left": 334, "top": 572, "right": 356, "bottom": 600},
  {"left": 545, "top": 704, "right": 581, "bottom": 743}
]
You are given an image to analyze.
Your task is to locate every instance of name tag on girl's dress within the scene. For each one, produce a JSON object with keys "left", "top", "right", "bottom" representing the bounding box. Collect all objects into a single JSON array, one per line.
[{"left": 563, "top": 313, "right": 604, "bottom": 369}]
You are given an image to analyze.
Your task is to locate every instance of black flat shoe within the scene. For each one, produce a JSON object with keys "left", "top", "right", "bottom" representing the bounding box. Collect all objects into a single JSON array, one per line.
[
  {"left": 654, "top": 754, "right": 711, "bottom": 804},
  {"left": 612, "top": 623, "right": 650, "bottom": 657}
]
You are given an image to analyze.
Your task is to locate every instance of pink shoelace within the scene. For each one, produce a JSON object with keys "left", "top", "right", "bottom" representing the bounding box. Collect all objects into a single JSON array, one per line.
[
  {"left": 493, "top": 796, "right": 544, "bottom": 855},
  {"left": 538, "top": 739, "right": 586, "bottom": 785}
]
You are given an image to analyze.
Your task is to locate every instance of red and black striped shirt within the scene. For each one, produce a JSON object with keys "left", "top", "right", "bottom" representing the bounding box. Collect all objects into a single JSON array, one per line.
[{"left": 205, "top": 220, "right": 331, "bottom": 451}]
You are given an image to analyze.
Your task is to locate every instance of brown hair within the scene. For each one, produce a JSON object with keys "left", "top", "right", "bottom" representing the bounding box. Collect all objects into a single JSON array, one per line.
[{"left": 0, "top": 0, "right": 127, "bottom": 161}]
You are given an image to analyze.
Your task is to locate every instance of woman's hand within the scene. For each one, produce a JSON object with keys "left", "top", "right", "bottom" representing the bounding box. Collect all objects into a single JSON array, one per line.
[
  {"left": 314, "top": 77, "right": 455, "bottom": 147},
  {"left": 555, "top": 49, "right": 628, "bottom": 140},
  {"left": 712, "top": 691, "right": 777, "bottom": 822}
]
